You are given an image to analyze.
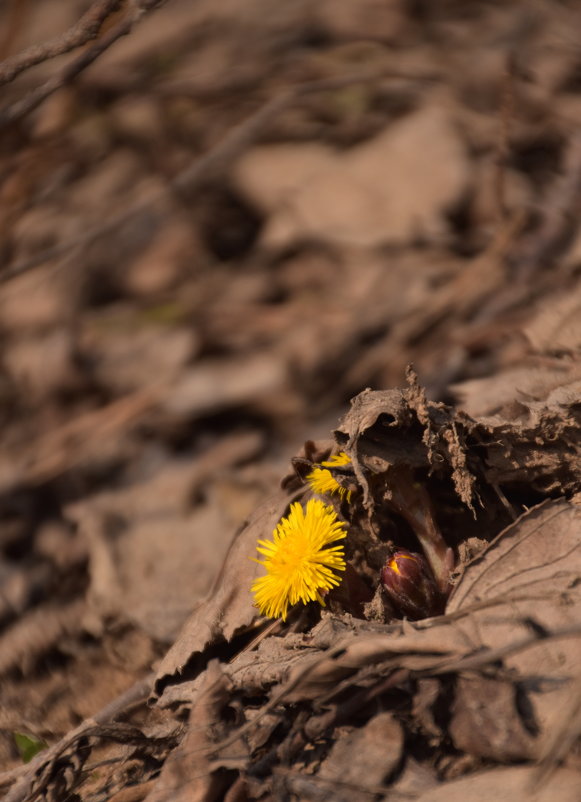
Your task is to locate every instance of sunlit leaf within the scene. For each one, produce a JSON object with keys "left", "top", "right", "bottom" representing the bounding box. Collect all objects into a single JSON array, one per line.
[{"left": 13, "top": 731, "right": 47, "bottom": 764}]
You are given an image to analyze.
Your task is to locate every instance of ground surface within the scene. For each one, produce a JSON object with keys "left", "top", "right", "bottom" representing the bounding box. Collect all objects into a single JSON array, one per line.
[{"left": 1, "top": 1, "right": 581, "bottom": 800}]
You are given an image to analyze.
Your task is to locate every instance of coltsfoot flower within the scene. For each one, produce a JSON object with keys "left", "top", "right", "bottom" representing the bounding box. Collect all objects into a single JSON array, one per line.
[
  {"left": 252, "top": 499, "right": 347, "bottom": 620},
  {"left": 307, "top": 452, "right": 352, "bottom": 500},
  {"left": 381, "top": 549, "right": 443, "bottom": 620}
]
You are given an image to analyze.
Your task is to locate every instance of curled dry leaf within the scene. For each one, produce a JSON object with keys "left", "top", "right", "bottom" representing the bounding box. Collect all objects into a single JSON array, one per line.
[
  {"left": 157, "top": 627, "right": 314, "bottom": 711},
  {"left": 156, "top": 612, "right": 463, "bottom": 711},
  {"left": 237, "top": 616, "right": 467, "bottom": 707},
  {"left": 336, "top": 372, "right": 581, "bottom": 508},
  {"left": 335, "top": 372, "right": 478, "bottom": 506}
]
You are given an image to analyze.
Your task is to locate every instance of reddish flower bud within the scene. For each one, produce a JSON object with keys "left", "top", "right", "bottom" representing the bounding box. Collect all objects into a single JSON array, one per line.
[{"left": 381, "top": 550, "right": 444, "bottom": 620}]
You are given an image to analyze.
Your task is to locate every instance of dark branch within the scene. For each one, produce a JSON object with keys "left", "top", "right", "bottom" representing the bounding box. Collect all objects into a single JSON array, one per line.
[
  {"left": 0, "top": 0, "right": 122, "bottom": 88},
  {"left": 0, "top": 1, "right": 166, "bottom": 128}
]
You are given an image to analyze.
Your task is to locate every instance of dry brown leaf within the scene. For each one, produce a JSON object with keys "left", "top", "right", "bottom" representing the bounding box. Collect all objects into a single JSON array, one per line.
[
  {"left": 233, "top": 103, "right": 469, "bottom": 249},
  {"left": 69, "top": 461, "right": 237, "bottom": 643},
  {"left": 0, "top": 599, "right": 86, "bottom": 675},
  {"left": 335, "top": 380, "right": 477, "bottom": 510},
  {"left": 414, "top": 766, "right": 581, "bottom": 802},
  {"left": 281, "top": 618, "right": 467, "bottom": 704},
  {"left": 153, "top": 488, "right": 302, "bottom": 698},
  {"left": 449, "top": 675, "right": 536, "bottom": 761},
  {"left": 447, "top": 499, "right": 581, "bottom": 759},
  {"left": 80, "top": 322, "right": 194, "bottom": 395},
  {"left": 0, "top": 387, "right": 160, "bottom": 493},
  {"left": 145, "top": 661, "right": 240, "bottom": 802},
  {"left": 451, "top": 361, "right": 581, "bottom": 418},
  {"left": 164, "top": 353, "right": 288, "bottom": 418},
  {"left": 155, "top": 613, "right": 356, "bottom": 710},
  {"left": 156, "top": 628, "right": 300, "bottom": 711},
  {"left": 525, "top": 280, "right": 581, "bottom": 354},
  {"left": 63, "top": 434, "right": 262, "bottom": 645},
  {"left": 318, "top": 712, "right": 403, "bottom": 789},
  {"left": 337, "top": 374, "right": 581, "bottom": 505}
]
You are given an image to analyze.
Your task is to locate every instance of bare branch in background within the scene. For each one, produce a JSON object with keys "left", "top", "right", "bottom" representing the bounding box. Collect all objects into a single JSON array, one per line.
[
  {"left": 0, "top": 65, "right": 440, "bottom": 284},
  {"left": 0, "top": 0, "right": 167, "bottom": 127},
  {"left": 0, "top": 0, "right": 121, "bottom": 87}
]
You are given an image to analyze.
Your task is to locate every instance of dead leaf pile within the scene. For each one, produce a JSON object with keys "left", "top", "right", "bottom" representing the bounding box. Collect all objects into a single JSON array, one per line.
[
  {"left": 136, "top": 375, "right": 581, "bottom": 801},
  {"left": 3, "top": 1, "right": 581, "bottom": 801}
]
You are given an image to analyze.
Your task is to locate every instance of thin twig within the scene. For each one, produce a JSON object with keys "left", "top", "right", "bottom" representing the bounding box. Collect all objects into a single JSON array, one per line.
[
  {"left": 0, "top": 0, "right": 167, "bottom": 128},
  {"left": 0, "top": 65, "right": 440, "bottom": 284},
  {"left": 427, "top": 623, "right": 581, "bottom": 675},
  {"left": 0, "top": 0, "right": 121, "bottom": 87}
]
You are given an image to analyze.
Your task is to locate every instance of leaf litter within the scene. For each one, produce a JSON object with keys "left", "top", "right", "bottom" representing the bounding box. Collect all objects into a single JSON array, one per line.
[
  {"left": 2, "top": 2, "right": 581, "bottom": 801},
  {"left": 148, "top": 373, "right": 581, "bottom": 800}
]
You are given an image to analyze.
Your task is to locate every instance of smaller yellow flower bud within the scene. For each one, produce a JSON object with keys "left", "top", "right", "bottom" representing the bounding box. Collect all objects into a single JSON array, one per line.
[{"left": 306, "top": 452, "right": 353, "bottom": 500}]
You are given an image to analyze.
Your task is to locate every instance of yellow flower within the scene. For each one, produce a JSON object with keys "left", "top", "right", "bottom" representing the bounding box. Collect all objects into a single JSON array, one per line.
[
  {"left": 306, "top": 452, "right": 352, "bottom": 500},
  {"left": 252, "top": 499, "right": 347, "bottom": 620}
]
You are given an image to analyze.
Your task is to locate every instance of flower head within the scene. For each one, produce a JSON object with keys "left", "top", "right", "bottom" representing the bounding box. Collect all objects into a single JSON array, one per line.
[
  {"left": 252, "top": 498, "right": 347, "bottom": 620},
  {"left": 381, "top": 549, "right": 443, "bottom": 619},
  {"left": 307, "top": 452, "right": 352, "bottom": 500}
]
